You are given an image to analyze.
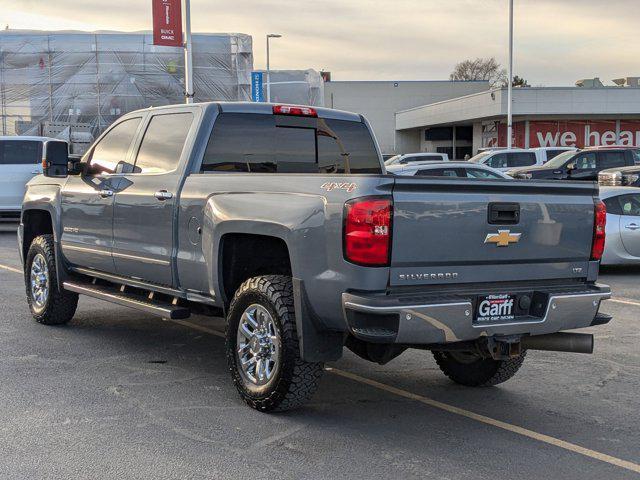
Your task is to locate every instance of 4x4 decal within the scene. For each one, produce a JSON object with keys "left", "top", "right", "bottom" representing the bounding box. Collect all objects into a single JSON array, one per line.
[{"left": 320, "top": 182, "right": 358, "bottom": 193}]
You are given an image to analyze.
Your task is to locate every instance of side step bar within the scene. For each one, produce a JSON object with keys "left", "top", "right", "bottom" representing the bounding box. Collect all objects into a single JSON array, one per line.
[{"left": 63, "top": 281, "right": 191, "bottom": 320}]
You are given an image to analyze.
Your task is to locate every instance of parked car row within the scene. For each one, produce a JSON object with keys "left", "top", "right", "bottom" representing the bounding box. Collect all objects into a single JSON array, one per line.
[
  {"left": 386, "top": 147, "right": 640, "bottom": 266},
  {"left": 507, "top": 147, "right": 640, "bottom": 180}
]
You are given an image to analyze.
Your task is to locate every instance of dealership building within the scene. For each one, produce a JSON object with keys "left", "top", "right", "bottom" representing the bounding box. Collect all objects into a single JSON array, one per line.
[
  {"left": 324, "top": 80, "right": 490, "bottom": 155},
  {"left": 394, "top": 80, "right": 640, "bottom": 159}
]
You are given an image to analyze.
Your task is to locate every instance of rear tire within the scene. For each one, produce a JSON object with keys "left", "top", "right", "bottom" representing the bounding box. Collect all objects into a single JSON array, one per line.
[
  {"left": 25, "top": 234, "right": 78, "bottom": 325},
  {"left": 433, "top": 350, "right": 526, "bottom": 387},
  {"left": 226, "top": 275, "right": 324, "bottom": 412}
]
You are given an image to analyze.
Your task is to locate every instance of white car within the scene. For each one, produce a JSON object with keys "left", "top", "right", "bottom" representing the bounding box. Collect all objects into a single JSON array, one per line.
[
  {"left": 0, "top": 136, "right": 66, "bottom": 222},
  {"left": 386, "top": 161, "right": 510, "bottom": 179},
  {"left": 469, "top": 147, "right": 576, "bottom": 172},
  {"left": 384, "top": 152, "right": 449, "bottom": 167},
  {"left": 600, "top": 186, "right": 640, "bottom": 265},
  {"left": 529, "top": 146, "right": 577, "bottom": 163}
]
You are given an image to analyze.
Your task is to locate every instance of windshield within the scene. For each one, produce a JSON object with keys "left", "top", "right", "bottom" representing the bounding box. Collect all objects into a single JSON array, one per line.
[
  {"left": 544, "top": 150, "right": 579, "bottom": 169},
  {"left": 468, "top": 152, "right": 492, "bottom": 164},
  {"left": 384, "top": 155, "right": 401, "bottom": 166}
]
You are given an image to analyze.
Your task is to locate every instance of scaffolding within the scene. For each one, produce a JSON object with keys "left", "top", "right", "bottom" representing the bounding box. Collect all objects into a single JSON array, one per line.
[{"left": 0, "top": 29, "right": 253, "bottom": 152}]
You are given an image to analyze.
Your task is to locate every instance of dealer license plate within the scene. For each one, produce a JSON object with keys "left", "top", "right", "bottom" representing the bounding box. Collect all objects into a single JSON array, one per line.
[{"left": 475, "top": 294, "right": 516, "bottom": 324}]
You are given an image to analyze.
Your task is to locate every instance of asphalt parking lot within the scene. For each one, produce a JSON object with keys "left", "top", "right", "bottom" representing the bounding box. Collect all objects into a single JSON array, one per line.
[{"left": 0, "top": 230, "right": 639, "bottom": 479}]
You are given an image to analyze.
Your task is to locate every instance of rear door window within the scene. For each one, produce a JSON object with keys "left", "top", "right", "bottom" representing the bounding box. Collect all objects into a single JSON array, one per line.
[
  {"left": 618, "top": 194, "right": 640, "bottom": 216},
  {"left": 507, "top": 152, "right": 536, "bottom": 167},
  {"left": 0, "top": 140, "right": 41, "bottom": 165},
  {"left": 598, "top": 151, "right": 627, "bottom": 169},
  {"left": 201, "top": 113, "right": 382, "bottom": 174},
  {"left": 134, "top": 113, "right": 194, "bottom": 174},
  {"left": 603, "top": 197, "right": 623, "bottom": 215}
]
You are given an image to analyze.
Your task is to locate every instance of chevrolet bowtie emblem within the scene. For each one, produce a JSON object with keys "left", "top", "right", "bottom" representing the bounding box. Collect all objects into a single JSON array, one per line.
[{"left": 484, "top": 230, "right": 522, "bottom": 247}]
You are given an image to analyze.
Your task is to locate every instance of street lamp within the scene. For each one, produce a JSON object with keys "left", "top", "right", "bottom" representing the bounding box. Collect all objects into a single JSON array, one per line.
[
  {"left": 507, "top": 0, "right": 514, "bottom": 148},
  {"left": 266, "top": 34, "right": 282, "bottom": 103},
  {"left": 183, "top": 0, "right": 194, "bottom": 104}
]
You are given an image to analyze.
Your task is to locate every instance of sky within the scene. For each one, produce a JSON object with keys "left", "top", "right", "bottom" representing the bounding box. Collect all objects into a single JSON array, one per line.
[{"left": 1, "top": 0, "right": 638, "bottom": 86}]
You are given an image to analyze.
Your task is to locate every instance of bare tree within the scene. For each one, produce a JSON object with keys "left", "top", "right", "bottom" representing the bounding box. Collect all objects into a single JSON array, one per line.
[{"left": 450, "top": 57, "right": 507, "bottom": 88}]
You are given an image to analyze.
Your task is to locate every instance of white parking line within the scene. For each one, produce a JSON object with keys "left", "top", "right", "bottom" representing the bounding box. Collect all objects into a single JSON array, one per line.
[
  {"left": 0, "top": 263, "right": 21, "bottom": 274},
  {"left": 169, "top": 319, "right": 224, "bottom": 338},
  {"left": 327, "top": 368, "right": 640, "bottom": 475},
  {"left": 608, "top": 297, "right": 640, "bottom": 308},
  {"left": 1, "top": 261, "right": 639, "bottom": 473}
]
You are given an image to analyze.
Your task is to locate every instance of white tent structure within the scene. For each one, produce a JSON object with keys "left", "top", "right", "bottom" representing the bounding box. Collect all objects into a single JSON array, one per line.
[{"left": 0, "top": 30, "right": 253, "bottom": 151}]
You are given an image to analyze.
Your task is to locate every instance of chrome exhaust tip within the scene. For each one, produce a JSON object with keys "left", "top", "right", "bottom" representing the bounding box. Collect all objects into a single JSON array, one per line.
[{"left": 521, "top": 332, "right": 594, "bottom": 354}]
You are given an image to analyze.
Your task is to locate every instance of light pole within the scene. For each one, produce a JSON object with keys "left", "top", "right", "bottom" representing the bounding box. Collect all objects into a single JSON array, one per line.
[
  {"left": 507, "top": 0, "right": 514, "bottom": 148},
  {"left": 266, "top": 34, "right": 282, "bottom": 103},
  {"left": 183, "top": 0, "right": 194, "bottom": 104}
]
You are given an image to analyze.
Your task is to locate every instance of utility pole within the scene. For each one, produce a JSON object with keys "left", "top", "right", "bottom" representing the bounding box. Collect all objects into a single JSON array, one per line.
[
  {"left": 266, "top": 34, "right": 282, "bottom": 103},
  {"left": 507, "top": 0, "right": 514, "bottom": 148},
  {"left": 183, "top": 0, "right": 194, "bottom": 104}
]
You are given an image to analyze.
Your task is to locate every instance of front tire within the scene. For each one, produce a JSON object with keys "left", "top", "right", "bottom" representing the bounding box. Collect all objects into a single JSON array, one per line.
[
  {"left": 226, "top": 275, "right": 324, "bottom": 412},
  {"left": 25, "top": 234, "right": 78, "bottom": 325},
  {"left": 433, "top": 350, "right": 526, "bottom": 387}
]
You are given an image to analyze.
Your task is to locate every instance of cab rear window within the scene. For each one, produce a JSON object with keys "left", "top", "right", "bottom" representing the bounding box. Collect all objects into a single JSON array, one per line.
[
  {"left": 201, "top": 113, "right": 382, "bottom": 174},
  {"left": 0, "top": 140, "right": 41, "bottom": 165}
]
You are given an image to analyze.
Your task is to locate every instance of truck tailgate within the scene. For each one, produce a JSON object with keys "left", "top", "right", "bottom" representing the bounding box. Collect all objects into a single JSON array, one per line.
[{"left": 390, "top": 178, "right": 597, "bottom": 286}]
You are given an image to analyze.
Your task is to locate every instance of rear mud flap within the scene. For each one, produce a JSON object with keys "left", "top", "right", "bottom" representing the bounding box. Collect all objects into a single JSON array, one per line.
[{"left": 292, "top": 278, "right": 344, "bottom": 363}]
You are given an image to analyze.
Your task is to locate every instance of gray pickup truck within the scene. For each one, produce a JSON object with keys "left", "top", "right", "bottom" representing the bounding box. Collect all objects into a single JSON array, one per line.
[{"left": 19, "top": 102, "right": 611, "bottom": 412}]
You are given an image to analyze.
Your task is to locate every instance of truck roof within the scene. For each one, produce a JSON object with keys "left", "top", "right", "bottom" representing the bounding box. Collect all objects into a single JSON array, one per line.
[
  {"left": 129, "top": 101, "right": 363, "bottom": 123},
  {"left": 0, "top": 135, "right": 63, "bottom": 142}
]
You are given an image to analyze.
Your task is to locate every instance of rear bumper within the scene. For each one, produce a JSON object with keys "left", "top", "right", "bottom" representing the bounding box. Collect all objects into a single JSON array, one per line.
[{"left": 342, "top": 284, "right": 611, "bottom": 345}]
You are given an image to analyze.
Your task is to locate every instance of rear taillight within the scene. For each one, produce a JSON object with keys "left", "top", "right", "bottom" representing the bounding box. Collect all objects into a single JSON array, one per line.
[
  {"left": 272, "top": 105, "right": 318, "bottom": 117},
  {"left": 591, "top": 199, "right": 606, "bottom": 261},
  {"left": 344, "top": 197, "right": 392, "bottom": 266}
]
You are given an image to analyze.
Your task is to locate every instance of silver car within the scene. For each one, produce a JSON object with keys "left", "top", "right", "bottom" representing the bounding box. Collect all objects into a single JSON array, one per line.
[
  {"left": 385, "top": 161, "right": 510, "bottom": 179},
  {"left": 600, "top": 186, "right": 640, "bottom": 265}
]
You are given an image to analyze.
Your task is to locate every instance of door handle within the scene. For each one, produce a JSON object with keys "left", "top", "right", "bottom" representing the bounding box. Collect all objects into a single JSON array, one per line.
[
  {"left": 99, "top": 189, "right": 114, "bottom": 198},
  {"left": 31, "top": 170, "right": 40, "bottom": 174},
  {"left": 154, "top": 190, "right": 173, "bottom": 201},
  {"left": 625, "top": 223, "right": 640, "bottom": 231}
]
